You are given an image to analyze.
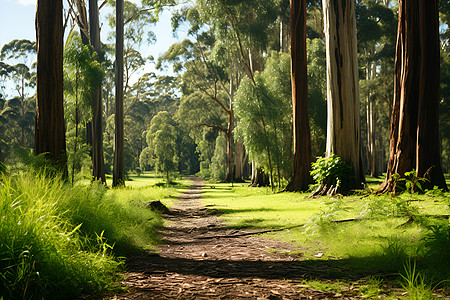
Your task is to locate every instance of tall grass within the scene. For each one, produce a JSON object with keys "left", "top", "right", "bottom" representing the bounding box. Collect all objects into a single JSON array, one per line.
[{"left": 0, "top": 171, "right": 164, "bottom": 299}]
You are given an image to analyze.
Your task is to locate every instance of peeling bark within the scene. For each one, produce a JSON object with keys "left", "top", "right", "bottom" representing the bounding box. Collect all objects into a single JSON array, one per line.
[
  {"left": 380, "top": 0, "right": 447, "bottom": 193},
  {"left": 322, "top": 0, "right": 364, "bottom": 194}
]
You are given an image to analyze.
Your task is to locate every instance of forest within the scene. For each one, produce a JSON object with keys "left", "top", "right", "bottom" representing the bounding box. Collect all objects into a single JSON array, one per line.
[{"left": 1, "top": 0, "right": 450, "bottom": 299}]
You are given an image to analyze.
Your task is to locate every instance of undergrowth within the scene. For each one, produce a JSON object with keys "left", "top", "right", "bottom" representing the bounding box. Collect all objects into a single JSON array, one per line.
[{"left": 0, "top": 171, "right": 165, "bottom": 299}]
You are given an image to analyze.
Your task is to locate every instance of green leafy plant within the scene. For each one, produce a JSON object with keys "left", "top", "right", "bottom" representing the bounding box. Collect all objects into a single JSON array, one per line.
[
  {"left": 391, "top": 170, "right": 429, "bottom": 195},
  {"left": 310, "top": 154, "right": 353, "bottom": 192}
]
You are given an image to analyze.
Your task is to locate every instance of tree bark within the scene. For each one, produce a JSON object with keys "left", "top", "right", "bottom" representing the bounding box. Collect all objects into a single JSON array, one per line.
[
  {"left": 249, "top": 162, "right": 269, "bottom": 187},
  {"left": 89, "top": 0, "right": 106, "bottom": 183},
  {"left": 113, "top": 0, "right": 125, "bottom": 187},
  {"left": 322, "top": 0, "right": 364, "bottom": 193},
  {"left": 224, "top": 108, "right": 233, "bottom": 183},
  {"left": 380, "top": 0, "right": 447, "bottom": 193},
  {"left": 285, "top": 0, "right": 313, "bottom": 192},
  {"left": 35, "top": 0, "right": 67, "bottom": 177},
  {"left": 234, "top": 140, "right": 245, "bottom": 182}
]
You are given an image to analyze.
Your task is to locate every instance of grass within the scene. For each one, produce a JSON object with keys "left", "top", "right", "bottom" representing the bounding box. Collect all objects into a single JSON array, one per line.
[
  {"left": 0, "top": 170, "right": 186, "bottom": 299},
  {"left": 202, "top": 183, "right": 325, "bottom": 229},
  {"left": 201, "top": 178, "right": 450, "bottom": 297}
]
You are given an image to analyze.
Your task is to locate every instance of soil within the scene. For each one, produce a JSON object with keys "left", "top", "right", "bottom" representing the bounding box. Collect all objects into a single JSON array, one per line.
[{"left": 108, "top": 176, "right": 362, "bottom": 299}]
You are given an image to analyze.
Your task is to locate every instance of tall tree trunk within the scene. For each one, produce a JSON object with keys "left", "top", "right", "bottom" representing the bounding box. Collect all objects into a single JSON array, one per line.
[
  {"left": 369, "top": 98, "right": 379, "bottom": 177},
  {"left": 113, "top": 0, "right": 125, "bottom": 187},
  {"left": 368, "top": 60, "right": 379, "bottom": 177},
  {"left": 73, "top": 83, "right": 79, "bottom": 185},
  {"left": 322, "top": 0, "right": 364, "bottom": 193},
  {"left": 89, "top": 0, "right": 106, "bottom": 183},
  {"left": 380, "top": 0, "right": 447, "bottom": 193},
  {"left": 285, "top": 0, "right": 313, "bottom": 192},
  {"left": 234, "top": 140, "right": 245, "bottom": 182},
  {"left": 35, "top": 0, "right": 67, "bottom": 177},
  {"left": 249, "top": 161, "right": 269, "bottom": 187},
  {"left": 260, "top": 115, "right": 274, "bottom": 191},
  {"left": 76, "top": 0, "right": 89, "bottom": 45},
  {"left": 224, "top": 76, "right": 234, "bottom": 183}
]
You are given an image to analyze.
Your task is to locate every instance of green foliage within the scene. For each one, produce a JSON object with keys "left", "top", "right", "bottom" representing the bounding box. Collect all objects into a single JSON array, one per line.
[
  {"left": 64, "top": 32, "right": 102, "bottom": 107},
  {"left": 63, "top": 31, "right": 103, "bottom": 182},
  {"left": 307, "top": 38, "right": 327, "bottom": 157},
  {"left": 391, "top": 170, "right": 429, "bottom": 195},
  {"left": 0, "top": 39, "right": 37, "bottom": 161},
  {"left": 0, "top": 171, "right": 166, "bottom": 299},
  {"left": 143, "top": 111, "right": 179, "bottom": 181},
  {"left": 210, "top": 135, "right": 227, "bottom": 181},
  {"left": 310, "top": 154, "right": 353, "bottom": 189},
  {"left": 234, "top": 52, "right": 293, "bottom": 186}
]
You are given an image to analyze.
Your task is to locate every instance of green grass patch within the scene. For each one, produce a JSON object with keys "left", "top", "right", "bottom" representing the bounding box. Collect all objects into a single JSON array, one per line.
[
  {"left": 105, "top": 171, "right": 192, "bottom": 189},
  {"left": 0, "top": 171, "right": 185, "bottom": 299},
  {"left": 202, "top": 180, "right": 450, "bottom": 296},
  {"left": 202, "top": 183, "right": 324, "bottom": 229}
]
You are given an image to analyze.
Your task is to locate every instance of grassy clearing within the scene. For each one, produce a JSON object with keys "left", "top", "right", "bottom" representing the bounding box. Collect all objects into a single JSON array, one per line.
[
  {"left": 202, "top": 183, "right": 325, "bottom": 229},
  {"left": 0, "top": 171, "right": 186, "bottom": 299},
  {"left": 201, "top": 178, "right": 450, "bottom": 298}
]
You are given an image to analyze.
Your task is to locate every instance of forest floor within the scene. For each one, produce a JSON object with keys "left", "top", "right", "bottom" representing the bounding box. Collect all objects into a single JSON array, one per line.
[{"left": 107, "top": 176, "right": 372, "bottom": 299}]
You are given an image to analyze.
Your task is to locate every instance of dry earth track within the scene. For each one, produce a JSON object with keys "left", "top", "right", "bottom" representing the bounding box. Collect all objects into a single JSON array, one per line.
[{"left": 108, "top": 176, "right": 361, "bottom": 299}]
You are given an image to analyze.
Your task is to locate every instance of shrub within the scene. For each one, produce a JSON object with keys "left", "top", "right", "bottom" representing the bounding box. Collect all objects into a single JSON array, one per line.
[{"left": 310, "top": 154, "right": 353, "bottom": 193}]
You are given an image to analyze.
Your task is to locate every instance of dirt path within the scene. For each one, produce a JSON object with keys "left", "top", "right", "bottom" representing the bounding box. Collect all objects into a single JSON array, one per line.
[{"left": 110, "top": 176, "right": 359, "bottom": 299}]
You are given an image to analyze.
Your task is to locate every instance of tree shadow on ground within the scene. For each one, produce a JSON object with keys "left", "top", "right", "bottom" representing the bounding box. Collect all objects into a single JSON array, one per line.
[{"left": 127, "top": 253, "right": 381, "bottom": 282}]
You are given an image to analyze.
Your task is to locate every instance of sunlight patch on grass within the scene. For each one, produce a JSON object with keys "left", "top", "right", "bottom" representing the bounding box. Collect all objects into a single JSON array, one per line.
[{"left": 201, "top": 183, "right": 324, "bottom": 229}]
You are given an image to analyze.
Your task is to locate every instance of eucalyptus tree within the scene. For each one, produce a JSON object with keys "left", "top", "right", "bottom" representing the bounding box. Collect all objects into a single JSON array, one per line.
[
  {"left": 107, "top": 0, "right": 158, "bottom": 94},
  {"left": 173, "top": 1, "right": 281, "bottom": 182},
  {"left": 380, "top": 0, "right": 447, "bottom": 193},
  {"left": 159, "top": 22, "right": 235, "bottom": 181},
  {"left": 142, "top": 111, "right": 179, "bottom": 181},
  {"left": 317, "top": 0, "right": 364, "bottom": 195},
  {"left": 35, "top": 0, "right": 67, "bottom": 176},
  {"left": 64, "top": 32, "right": 102, "bottom": 183},
  {"left": 210, "top": 135, "right": 227, "bottom": 180},
  {"left": 113, "top": 0, "right": 125, "bottom": 187},
  {"left": 176, "top": 89, "right": 228, "bottom": 179},
  {"left": 89, "top": 0, "right": 106, "bottom": 183},
  {"left": 0, "top": 39, "right": 36, "bottom": 101},
  {"left": 1, "top": 39, "right": 37, "bottom": 148},
  {"left": 234, "top": 52, "right": 293, "bottom": 190},
  {"left": 285, "top": 0, "right": 313, "bottom": 192}
]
